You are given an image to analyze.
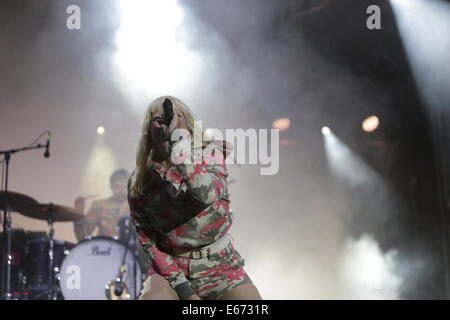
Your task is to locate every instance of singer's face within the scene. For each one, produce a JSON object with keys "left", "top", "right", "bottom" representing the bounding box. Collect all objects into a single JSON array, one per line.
[{"left": 150, "top": 105, "right": 188, "bottom": 160}]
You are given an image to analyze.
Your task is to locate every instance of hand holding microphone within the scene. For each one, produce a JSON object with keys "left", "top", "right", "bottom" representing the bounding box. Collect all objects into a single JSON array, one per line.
[{"left": 162, "top": 98, "right": 179, "bottom": 146}]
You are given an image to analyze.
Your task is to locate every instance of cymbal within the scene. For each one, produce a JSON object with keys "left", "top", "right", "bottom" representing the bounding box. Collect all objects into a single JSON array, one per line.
[
  {"left": 0, "top": 191, "right": 39, "bottom": 215},
  {"left": 20, "top": 203, "right": 84, "bottom": 222}
]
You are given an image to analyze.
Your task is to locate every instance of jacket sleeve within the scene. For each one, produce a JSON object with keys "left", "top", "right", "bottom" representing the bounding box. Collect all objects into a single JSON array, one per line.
[
  {"left": 128, "top": 195, "right": 196, "bottom": 299},
  {"left": 172, "top": 139, "right": 229, "bottom": 206}
]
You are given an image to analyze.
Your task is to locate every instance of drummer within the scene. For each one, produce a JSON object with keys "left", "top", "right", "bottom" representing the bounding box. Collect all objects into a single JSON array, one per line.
[{"left": 73, "top": 169, "right": 130, "bottom": 241}]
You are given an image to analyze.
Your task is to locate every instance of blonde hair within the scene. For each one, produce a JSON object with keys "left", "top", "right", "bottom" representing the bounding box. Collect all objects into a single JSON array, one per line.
[{"left": 129, "top": 95, "right": 210, "bottom": 198}]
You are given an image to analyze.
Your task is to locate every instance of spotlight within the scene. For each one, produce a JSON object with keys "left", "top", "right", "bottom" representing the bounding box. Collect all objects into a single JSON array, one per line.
[
  {"left": 97, "top": 126, "right": 106, "bottom": 135},
  {"left": 362, "top": 116, "right": 379, "bottom": 133},
  {"left": 272, "top": 118, "right": 291, "bottom": 131},
  {"left": 321, "top": 126, "right": 331, "bottom": 136},
  {"left": 114, "top": 0, "right": 202, "bottom": 99}
]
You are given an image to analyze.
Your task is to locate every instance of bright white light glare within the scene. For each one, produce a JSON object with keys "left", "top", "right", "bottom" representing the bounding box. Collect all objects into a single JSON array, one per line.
[
  {"left": 323, "top": 130, "right": 385, "bottom": 187},
  {"left": 339, "top": 234, "right": 401, "bottom": 299},
  {"left": 321, "top": 126, "right": 331, "bottom": 136},
  {"left": 113, "top": 0, "right": 204, "bottom": 108},
  {"left": 272, "top": 118, "right": 291, "bottom": 131},
  {"left": 97, "top": 126, "right": 105, "bottom": 135},
  {"left": 246, "top": 243, "right": 338, "bottom": 299},
  {"left": 204, "top": 128, "right": 214, "bottom": 136},
  {"left": 362, "top": 115, "right": 379, "bottom": 133},
  {"left": 390, "top": 0, "right": 450, "bottom": 111}
]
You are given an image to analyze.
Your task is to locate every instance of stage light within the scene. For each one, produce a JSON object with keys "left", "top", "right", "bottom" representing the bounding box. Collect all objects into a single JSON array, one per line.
[
  {"left": 323, "top": 133, "right": 402, "bottom": 298},
  {"left": 113, "top": 0, "right": 204, "bottom": 106},
  {"left": 323, "top": 127, "right": 388, "bottom": 188},
  {"left": 321, "top": 126, "right": 331, "bottom": 136},
  {"left": 97, "top": 126, "right": 105, "bottom": 135},
  {"left": 362, "top": 115, "right": 379, "bottom": 133},
  {"left": 390, "top": 0, "right": 450, "bottom": 113},
  {"left": 272, "top": 118, "right": 291, "bottom": 131}
]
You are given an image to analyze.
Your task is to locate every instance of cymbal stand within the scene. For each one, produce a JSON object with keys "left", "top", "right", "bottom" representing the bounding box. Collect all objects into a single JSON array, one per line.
[
  {"left": 1, "top": 152, "right": 12, "bottom": 300},
  {"left": 47, "top": 213, "right": 57, "bottom": 300},
  {"left": 0, "top": 141, "right": 48, "bottom": 300}
]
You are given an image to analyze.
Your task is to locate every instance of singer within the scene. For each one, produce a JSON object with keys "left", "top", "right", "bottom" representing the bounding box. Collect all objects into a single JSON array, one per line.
[{"left": 128, "top": 96, "right": 262, "bottom": 300}]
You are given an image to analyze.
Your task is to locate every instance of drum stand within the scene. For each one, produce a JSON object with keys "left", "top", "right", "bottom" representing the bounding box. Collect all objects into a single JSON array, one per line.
[
  {"left": 31, "top": 213, "right": 59, "bottom": 300},
  {"left": 46, "top": 215, "right": 59, "bottom": 300}
]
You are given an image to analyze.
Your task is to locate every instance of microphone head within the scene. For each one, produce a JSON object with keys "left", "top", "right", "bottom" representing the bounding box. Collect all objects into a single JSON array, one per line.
[
  {"left": 162, "top": 98, "right": 174, "bottom": 126},
  {"left": 114, "top": 283, "right": 124, "bottom": 297},
  {"left": 44, "top": 132, "right": 51, "bottom": 158}
]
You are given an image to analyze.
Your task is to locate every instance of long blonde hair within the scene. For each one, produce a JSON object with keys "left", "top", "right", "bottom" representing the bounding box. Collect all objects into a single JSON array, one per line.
[{"left": 129, "top": 95, "right": 210, "bottom": 198}]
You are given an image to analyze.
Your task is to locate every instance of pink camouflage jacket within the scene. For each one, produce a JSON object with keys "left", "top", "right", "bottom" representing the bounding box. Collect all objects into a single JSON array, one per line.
[{"left": 128, "top": 139, "right": 233, "bottom": 292}]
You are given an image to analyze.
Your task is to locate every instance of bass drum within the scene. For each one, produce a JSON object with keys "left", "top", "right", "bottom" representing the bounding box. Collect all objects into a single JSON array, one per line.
[{"left": 59, "top": 237, "right": 144, "bottom": 300}]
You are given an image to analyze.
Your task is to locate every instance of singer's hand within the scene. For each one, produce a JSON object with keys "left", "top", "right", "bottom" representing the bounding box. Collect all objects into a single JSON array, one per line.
[
  {"left": 165, "top": 111, "right": 189, "bottom": 145},
  {"left": 151, "top": 105, "right": 188, "bottom": 163}
]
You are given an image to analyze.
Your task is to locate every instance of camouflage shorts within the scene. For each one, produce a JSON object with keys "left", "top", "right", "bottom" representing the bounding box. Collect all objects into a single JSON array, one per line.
[{"left": 171, "top": 237, "right": 253, "bottom": 300}]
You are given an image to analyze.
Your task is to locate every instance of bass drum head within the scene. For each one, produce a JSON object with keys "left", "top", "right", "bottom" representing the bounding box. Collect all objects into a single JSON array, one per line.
[{"left": 59, "top": 237, "right": 143, "bottom": 300}]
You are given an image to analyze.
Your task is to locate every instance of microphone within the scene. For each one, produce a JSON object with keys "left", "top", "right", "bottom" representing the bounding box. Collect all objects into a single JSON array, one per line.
[
  {"left": 44, "top": 132, "right": 51, "bottom": 158},
  {"left": 163, "top": 98, "right": 177, "bottom": 144},
  {"left": 162, "top": 98, "right": 174, "bottom": 126},
  {"left": 114, "top": 281, "right": 124, "bottom": 297}
]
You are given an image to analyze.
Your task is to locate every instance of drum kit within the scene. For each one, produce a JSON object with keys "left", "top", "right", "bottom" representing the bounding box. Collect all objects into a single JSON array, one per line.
[{"left": 0, "top": 191, "right": 147, "bottom": 300}]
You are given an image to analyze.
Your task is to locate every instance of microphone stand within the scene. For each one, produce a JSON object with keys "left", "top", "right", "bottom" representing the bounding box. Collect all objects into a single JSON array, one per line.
[
  {"left": 106, "top": 218, "right": 134, "bottom": 300},
  {"left": 129, "top": 221, "right": 138, "bottom": 299},
  {"left": 0, "top": 143, "right": 47, "bottom": 300}
]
